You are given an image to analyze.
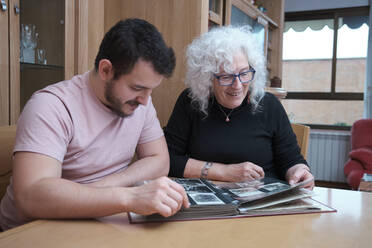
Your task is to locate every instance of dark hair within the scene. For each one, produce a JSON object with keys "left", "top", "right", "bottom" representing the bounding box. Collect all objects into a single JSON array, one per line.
[{"left": 94, "top": 18, "right": 175, "bottom": 79}]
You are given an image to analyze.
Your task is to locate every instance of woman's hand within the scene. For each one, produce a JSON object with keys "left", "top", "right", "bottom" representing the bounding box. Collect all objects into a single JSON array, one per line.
[
  {"left": 285, "top": 164, "right": 314, "bottom": 190},
  {"left": 184, "top": 159, "right": 264, "bottom": 182},
  {"left": 219, "top": 162, "right": 265, "bottom": 182}
]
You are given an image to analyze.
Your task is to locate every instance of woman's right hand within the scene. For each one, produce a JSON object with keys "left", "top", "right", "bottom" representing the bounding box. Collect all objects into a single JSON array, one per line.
[
  {"left": 219, "top": 162, "right": 265, "bottom": 182},
  {"left": 184, "top": 159, "right": 264, "bottom": 182}
]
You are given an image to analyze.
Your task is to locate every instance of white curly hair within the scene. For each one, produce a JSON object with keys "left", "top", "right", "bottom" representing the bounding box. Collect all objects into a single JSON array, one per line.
[{"left": 185, "top": 25, "right": 267, "bottom": 115}]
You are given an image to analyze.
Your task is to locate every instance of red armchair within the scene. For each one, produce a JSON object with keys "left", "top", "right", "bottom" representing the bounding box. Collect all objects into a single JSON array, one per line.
[{"left": 344, "top": 119, "right": 372, "bottom": 190}]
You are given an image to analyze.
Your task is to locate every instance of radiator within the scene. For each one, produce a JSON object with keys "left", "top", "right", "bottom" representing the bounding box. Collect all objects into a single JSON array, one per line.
[{"left": 307, "top": 131, "right": 351, "bottom": 183}]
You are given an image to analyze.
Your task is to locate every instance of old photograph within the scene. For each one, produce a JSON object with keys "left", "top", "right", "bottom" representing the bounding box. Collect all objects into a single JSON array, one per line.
[
  {"left": 188, "top": 193, "right": 225, "bottom": 205},
  {"left": 259, "top": 182, "right": 290, "bottom": 193}
]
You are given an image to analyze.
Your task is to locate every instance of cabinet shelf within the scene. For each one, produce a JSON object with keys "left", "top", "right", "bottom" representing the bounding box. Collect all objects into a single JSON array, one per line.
[
  {"left": 235, "top": 0, "right": 278, "bottom": 27},
  {"left": 21, "top": 62, "right": 64, "bottom": 70},
  {"left": 209, "top": 10, "right": 223, "bottom": 25},
  {"left": 225, "top": 0, "right": 284, "bottom": 84}
]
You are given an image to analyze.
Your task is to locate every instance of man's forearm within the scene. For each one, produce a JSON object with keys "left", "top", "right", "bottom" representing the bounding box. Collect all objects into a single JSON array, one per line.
[
  {"left": 15, "top": 177, "right": 129, "bottom": 220},
  {"left": 89, "top": 154, "right": 169, "bottom": 188},
  {"left": 90, "top": 137, "right": 170, "bottom": 188},
  {"left": 16, "top": 175, "right": 188, "bottom": 220}
]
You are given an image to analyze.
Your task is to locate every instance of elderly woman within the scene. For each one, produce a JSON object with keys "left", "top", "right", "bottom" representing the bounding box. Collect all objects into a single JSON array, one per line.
[{"left": 165, "top": 26, "right": 314, "bottom": 189}]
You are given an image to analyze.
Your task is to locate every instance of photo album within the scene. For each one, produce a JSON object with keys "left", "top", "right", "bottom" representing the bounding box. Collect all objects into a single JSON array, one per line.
[{"left": 128, "top": 177, "right": 336, "bottom": 223}]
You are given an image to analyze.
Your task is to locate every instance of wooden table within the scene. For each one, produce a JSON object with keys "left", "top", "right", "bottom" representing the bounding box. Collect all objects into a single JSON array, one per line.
[
  {"left": 359, "top": 181, "right": 372, "bottom": 192},
  {"left": 0, "top": 187, "right": 371, "bottom": 248}
]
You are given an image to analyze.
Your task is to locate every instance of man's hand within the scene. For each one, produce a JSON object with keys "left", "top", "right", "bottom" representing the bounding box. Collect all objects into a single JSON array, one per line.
[
  {"left": 221, "top": 162, "right": 265, "bottom": 182},
  {"left": 285, "top": 164, "right": 314, "bottom": 190},
  {"left": 125, "top": 177, "right": 190, "bottom": 217}
]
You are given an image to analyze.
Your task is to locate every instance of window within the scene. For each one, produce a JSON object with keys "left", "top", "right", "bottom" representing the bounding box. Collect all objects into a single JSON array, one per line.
[{"left": 282, "top": 7, "right": 369, "bottom": 130}]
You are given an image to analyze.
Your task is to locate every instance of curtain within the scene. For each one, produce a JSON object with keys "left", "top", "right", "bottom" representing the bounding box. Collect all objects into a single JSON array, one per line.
[{"left": 284, "top": 16, "right": 369, "bottom": 32}]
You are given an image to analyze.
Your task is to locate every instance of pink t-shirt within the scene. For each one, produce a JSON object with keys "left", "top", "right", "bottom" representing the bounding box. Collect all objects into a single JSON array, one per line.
[{"left": 0, "top": 71, "right": 163, "bottom": 230}]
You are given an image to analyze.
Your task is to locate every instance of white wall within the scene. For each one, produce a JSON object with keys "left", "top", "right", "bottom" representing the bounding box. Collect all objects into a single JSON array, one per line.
[{"left": 285, "top": 0, "right": 369, "bottom": 12}]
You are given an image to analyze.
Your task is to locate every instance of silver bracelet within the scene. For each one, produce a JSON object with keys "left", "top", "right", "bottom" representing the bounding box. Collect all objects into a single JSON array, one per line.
[{"left": 201, "top": 162, "right": 213, "bottom": 179}]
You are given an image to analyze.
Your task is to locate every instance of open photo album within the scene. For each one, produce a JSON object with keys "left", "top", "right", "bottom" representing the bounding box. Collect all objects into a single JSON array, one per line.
[{"left": 128, "top": 177, "right": 336, "bottom": 223}]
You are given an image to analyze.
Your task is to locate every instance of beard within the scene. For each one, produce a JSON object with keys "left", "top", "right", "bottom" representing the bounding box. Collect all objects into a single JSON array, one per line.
[{"left": 104, "top": 80, "right": 139, "bottom": 118}]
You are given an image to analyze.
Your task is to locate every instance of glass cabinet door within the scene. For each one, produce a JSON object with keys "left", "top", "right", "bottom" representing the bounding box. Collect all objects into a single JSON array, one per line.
[
  {"left": 224, "top": 0, "right": 280, "bottom": 80},
  {"left": 19, "top": 0, "right": 65, "bottom": 109},
  {"left": 230, "top": 4, "right": 266, "bottom": 55},
  {"left": 209, "top": 0, "right": 223, "bottom": 29}
]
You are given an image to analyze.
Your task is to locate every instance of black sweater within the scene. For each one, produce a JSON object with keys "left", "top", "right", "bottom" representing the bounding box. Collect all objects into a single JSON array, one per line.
[{"left": 165, "top": 89, "right": 307, "bottom": 180}]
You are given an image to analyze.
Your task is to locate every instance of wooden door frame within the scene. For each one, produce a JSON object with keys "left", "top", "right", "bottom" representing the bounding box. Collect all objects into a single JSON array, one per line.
[
  {"left": 9, "top": 0, "right": 19, "bottom": 124},
  {"left": 0, "top": 0, "right": 10, "bottom": 125}
]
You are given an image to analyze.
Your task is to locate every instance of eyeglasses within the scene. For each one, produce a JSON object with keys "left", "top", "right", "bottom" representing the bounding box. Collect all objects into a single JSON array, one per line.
[{"left": 214, "top": 66, "right": 256, "bottom": 86}]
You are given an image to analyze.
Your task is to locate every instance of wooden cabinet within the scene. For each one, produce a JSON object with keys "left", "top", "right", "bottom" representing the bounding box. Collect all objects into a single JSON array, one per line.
[
  {"left": 0, "top": 0, "right": 13, "bottom": 125},
  {"left": 0, "top": 0, "right": 20, "bottom": 125},
  {"left": 0, "top": 0, "right": 104, "bottom": 125},
  {"left": 0, "top": 0, "right": 76, "bottom": 125},
  {"left": 208, "top": 0, "right": 286, "bottom": 99},
  {"left": 209, "top": 0, "right": 284, "bottom": 82}
]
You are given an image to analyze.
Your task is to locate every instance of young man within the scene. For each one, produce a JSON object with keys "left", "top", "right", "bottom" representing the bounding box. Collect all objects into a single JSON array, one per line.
[{"left": 0, "top": 18, "right": 189, "bottom": 231}]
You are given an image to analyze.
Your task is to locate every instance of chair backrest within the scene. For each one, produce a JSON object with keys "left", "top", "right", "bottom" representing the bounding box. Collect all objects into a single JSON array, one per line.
[
  {"left": 351, "top": 118, "right": 372, "bottom": 150},
  {"left": 291, "top": 123, "right": 310, "bottom": 159},
  {"left": 0, "top": 126, "right": 17, "bottom": 200}
]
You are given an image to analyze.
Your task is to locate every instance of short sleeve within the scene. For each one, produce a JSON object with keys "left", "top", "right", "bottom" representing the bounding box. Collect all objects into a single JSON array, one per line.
[
  {"left": 14, "top": 92, "right": 73, "bottom": 162},
  {"left": 137, "top": 98, "right": 164, "bottom": 144}
]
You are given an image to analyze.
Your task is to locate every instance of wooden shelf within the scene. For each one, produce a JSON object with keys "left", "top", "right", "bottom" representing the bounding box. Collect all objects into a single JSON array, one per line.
[
  {"left": 226, "top": 0, "right": 283, "bottom": 84},
  {"left": 21, "top": 62, "right": 64, "bottom": 70},
  {"left": 238, "top": 0, "right": 278, "bottom": 27},
  {"left": 208, "top": 10, "right": 223, "bottom": 26}
]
